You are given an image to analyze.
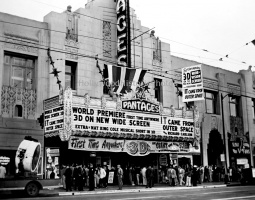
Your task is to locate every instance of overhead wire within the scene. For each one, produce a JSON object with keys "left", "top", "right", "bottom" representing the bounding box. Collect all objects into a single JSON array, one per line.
[
  {"left": 20, "top": 0, "right": 255, "bottom": 68},
  {"left": 3, "top": 38, "right": 255, "bottom": 99},
  {"left": 1, "top": 5, "right": 255, "bottom": 96},
  {"left": 0, "top": 24, "right": 232, "bottom": 69}
]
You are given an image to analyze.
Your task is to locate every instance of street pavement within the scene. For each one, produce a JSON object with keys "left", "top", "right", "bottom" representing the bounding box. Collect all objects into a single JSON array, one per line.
[
  {"left": 1, "top": 184, "right": 255, "bottom": 200},
  {"left": 1, "top": 181, "right": 252, "bottom": 199}
]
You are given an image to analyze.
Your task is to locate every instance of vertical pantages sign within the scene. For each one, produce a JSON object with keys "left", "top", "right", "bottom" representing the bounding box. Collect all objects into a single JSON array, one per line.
[
  {"left": 182, "top": 64, "right": 204, "bottom": 102},
  {"left": 116, "top": 0, "right": 130, "bottom": 67}
]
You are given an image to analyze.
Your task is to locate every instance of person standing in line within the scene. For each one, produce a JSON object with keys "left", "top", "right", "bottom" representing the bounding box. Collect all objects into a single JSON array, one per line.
[
  {"left": 128, "top": 166, "right": 133, "bottom": 185},
  {"left": 209, "top": 165, "right": 213, "bottom": 182},
  {"left": 99, "top": 166, "right": 106, "bottom": 188},
  {"left": 88, "top": 163, "right": 95, "bottom": 191},
  {"left": 151, "top": 166, "right": 155, "bottom": 187},
  {"left": 200, "top": 166, "right": 204, "bottom": 183},
  {"left": 77, "top": 165, "right": 84, "bottom": 191},
  {"left": 86, "top": 165, "right": 90, "bottom": 187},
  {"left": 178, "top": 166, "right": 185, "bottom": 186},
  {"left": 64, "top": 164, "right": 72, "bottom": 192},
  {"left": 61, "top": 165, "right": 66, "bottom": 189},
  {"left": 94, "top": 166, "right": 100, "bottom": 188},
  {"left": 141, "top": 166, "right": 147, "bottom": 186},
  {"left": 174, "top": 165, "right": 179, "bottom": 186},
  {"left": 192, "top": 165, "right": 198, "bottom": 186},
  {"left": 0, "top": 164, "right": 6, "bottom": 179},
  {"left": 83, "top": 165, "right": 89, "bottom": 188},
  {"left": 117, "top": 164, "right": 123, "bottom": 190},
  {"left": 171, "top": 166, "right": 177, "bottom": 186},
  {"left": 146, "top": 165, "right": 153, "bottom": 188},
  {"left": 167, "top": 166, "right": 176, "bottom": 186},
  {"left": 103, "top": 165, "right": 109, "bottom": 188},
  {"left": 228, "top": 167, "right": 232, "bottom": 182},
  {"left": 167, "top": 166, "right": 172, "bottom": 186},
  {"left": 185, "top": 166, "right": 192, "bottom": 187},
  {"left": 70, "top": 163, "right": 74, "bottom": 183},
  {"left": 197, "top": 166, "right": 201, "bottom": 184},
  {"left": 73, "top": 164, "right": 79, "bottom": 190},
  {"left": 204, "top": 166, "right": 209, "bottom": 182},
  {"left": 135, "top": 166, "right": 141, "bottom": 185}
]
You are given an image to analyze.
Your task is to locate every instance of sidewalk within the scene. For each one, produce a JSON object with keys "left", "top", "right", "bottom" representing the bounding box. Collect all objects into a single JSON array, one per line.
[{"left": 41, "top": 182, "right": 239, "bottom": 196}]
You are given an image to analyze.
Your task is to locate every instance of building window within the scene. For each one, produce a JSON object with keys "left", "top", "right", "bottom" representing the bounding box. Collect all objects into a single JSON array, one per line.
[
  {"left": 103, "top": 67, "right": 109, "bottom": 95},
  {"left": 65, "top": 61, "right": 76, "bottom": 90},
  {"left": 229, "top": 95, "right": 239, "bottom": 117},
  {"left": 252, "top": 99, "right": 255, "bottom": 118},
  {"left": 3, "top": 54, "right": 35, "bottom": 90},
  {"left": 14, "top": 105, "right": 23, "bottom": 117},
  {"left": 176, "top": 85, "right": 194, "bottom": 109},
  {"left": 178, "top": 93, "right": 186, "bottom": 108},
  {"left": 154, "top": 78, "right": 162, "bottom": 103},
  {"left": 174, "top": 83, "right": 185, "bottom": 108},
  {"left": 205, "top": 91, "right": 217, "bottom": 114}
]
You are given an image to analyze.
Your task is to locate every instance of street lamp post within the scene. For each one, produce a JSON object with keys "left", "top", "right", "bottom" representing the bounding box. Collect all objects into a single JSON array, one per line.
[{"left": 221, "top": 93, "right": 229, "bottom": 184}]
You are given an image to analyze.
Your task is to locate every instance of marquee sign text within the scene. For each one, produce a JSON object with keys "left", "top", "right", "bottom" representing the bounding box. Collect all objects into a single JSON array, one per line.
[
  {"left": 116, "top": 0, "right": 128, "bottom": 66},
  {"left": 68, "top": 136, "right": 200, "bottom": 156},
  {"left": 122, "top": 99, "right": 159, "bottom": 114},
  {"left": 44, "top": 106, "right": 64, "bottom": 133},
  {"left": 72, "top": 106, "right": 194, "bottom": 139}
]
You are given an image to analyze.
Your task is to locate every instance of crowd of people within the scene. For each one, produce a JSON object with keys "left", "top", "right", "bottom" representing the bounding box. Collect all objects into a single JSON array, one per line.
[
  {"left": 60, "top": 163, "right": 126, "bottom": 191},
  {"left": 159, "top": 164, "right": 243, "bottom": 186},
  {"left": 59, "top": 163, "right": 243, "bottom": 192}
]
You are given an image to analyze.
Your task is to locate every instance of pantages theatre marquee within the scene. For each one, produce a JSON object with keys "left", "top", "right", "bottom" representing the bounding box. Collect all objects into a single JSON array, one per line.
[{"left": 43, "top": 87, "right": 201, "bottom": 170}]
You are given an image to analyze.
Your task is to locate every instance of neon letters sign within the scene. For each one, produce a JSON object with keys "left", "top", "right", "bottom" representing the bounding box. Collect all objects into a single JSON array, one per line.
[{"left": 116, "top": 0, "right": 128, "bottom": 67}]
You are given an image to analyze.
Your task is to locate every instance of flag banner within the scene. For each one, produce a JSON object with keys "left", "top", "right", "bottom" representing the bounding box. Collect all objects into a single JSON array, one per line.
[
  {"left": 104, "top": 64, "right": 146, "bottom": 94},
  {"left": 182, "top": 64, "right": 204, "bottom": 102}
]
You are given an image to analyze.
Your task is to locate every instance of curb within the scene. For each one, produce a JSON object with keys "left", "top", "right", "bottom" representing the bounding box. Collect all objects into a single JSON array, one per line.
[
  {"left": 58, "top": 185, "right": 227, "bottom": 196},
  {"left": 44, "top": 185, "right": 63, "bottom": 190},
  {"left": 227, "top": 183, "right": 241, "bottom": 187}
]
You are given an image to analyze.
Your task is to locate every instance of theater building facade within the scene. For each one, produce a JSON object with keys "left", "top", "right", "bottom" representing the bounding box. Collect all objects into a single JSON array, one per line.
[
  {"left": 2, "top": 0, "right": 255, "bottom": 180},
  {"left": 44, "top": 87, "right": 200, "bottom": 181}
]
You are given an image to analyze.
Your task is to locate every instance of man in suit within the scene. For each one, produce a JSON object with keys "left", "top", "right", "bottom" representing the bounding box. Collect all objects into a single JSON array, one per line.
[
  {"left": 146, "top": 165, "right": 154, "bottom": 188},
  {"left": 64, "top": 164, "right": 72, "bottom": 192},
  {"left": 88, "top": 163, "right": 95, "bottom": 191}
]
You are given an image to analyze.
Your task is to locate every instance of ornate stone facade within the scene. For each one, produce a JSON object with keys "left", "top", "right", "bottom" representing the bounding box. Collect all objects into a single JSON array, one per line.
[
  {"left": 65, "top": 39, "right": 79, "bottom": 60},
  {"left": 228, "top": 84, "right": 241, "bottom": 95},
  {"left": 1, "top": 86, "right": 37, "bottom": 119},
  {"left": 103, "top": 21, "right": 112, "bottom": 58},
  {"left": 4, "top": 32, "right": 39, "bottom": 54},
  {"left": 65, "top": 8, "right": 79, "bottom": 60},
  {"left": 152, "top": 36, "right": 162, "bottom": 67},
  {"left": 203, "top": 78, "right": 218, "bottom": 90},
  {"left": 60, "top": 88, "right": 73, "bottom": 141}
]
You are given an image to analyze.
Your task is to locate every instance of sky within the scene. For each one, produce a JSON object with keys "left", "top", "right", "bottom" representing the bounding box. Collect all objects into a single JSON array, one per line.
[{"left": 1, "top": 0, "right": 255, "bottom": 72}]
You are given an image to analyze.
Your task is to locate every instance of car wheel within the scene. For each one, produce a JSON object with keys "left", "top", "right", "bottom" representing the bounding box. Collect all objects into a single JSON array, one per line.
[{"left": 25, "top": 182, "right": 39, "bottom": 197}]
